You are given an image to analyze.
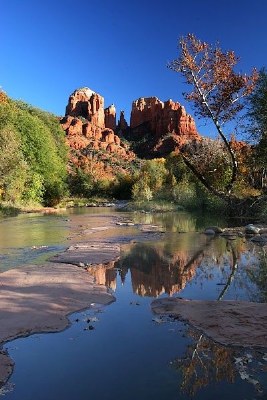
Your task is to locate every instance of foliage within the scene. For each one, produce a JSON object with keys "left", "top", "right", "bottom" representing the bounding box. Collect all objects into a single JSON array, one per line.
[
  {"left": 132, "top": 159, "right": 168, "bottom": 201},
  {"left": 182, "top": 138, "right": 232, "bottom": 191},
  {"left": 165, "top": 152, "right": 191, "bottom": 182},
  {"left": 169, "top": 33, "right": 258, "bottom": 200},
  {"left": 0, "top": 124, "right": 29, "bottom": 202},
  {"left": 111, "top": 173, "right": 137, "bottom": 200},
  {"left": 171, "top": 179, "right": 198, "bottom": 208},
  {"left": 0, "top": 94, "right": 68, "bottom": 206},
  {"left": 122, "top": 200, "right": 182, "bottom": 213},
  {"left": 68, "top": 169, "right": 94, "bottom": 198},
  {"left": 247, "top": 249, "right": 267, "bottom": 302},
  {"left": 247, "top": 68, "right": 267, "bottom": 167}
]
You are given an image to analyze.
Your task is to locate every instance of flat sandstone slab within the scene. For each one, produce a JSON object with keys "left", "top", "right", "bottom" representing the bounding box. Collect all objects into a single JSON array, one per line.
[
  {"left": 0, "top": 263, "right": 115, "bottom": 344},
  {"left": 151, "top": 297, "right": 267, "bottom": 348},
  {"left": 50, "top": 243, "right": 120, "bottom": 266}
]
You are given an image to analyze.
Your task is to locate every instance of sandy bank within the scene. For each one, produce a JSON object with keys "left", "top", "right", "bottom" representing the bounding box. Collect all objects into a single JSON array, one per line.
[
  {"left": 0, "top": 262, "right": 115, "bottom": 385},
  {"left": 151, "top": 297, "right": 267, "bottom": 348}
]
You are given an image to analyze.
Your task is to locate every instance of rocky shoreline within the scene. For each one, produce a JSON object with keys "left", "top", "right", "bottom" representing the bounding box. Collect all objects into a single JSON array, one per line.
[
  {"left": 151, "top": 297, "right": 267, "bottom": 348},
  {"left": 1, "top": 214, "right": 267, "bottom": 387},
  {"left": 0, "top": 212, "right": 167, "bottom": 387}
]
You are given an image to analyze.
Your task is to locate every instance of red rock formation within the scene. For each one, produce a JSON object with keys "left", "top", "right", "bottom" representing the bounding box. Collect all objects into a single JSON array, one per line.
[
  {"left": 61, "top": 88, "right": 135, "bottom": 180},
  {"left": 130, "top": 97, "right": 198, "bottom": 137},
  {"left": 66, "top": 87, "right": 105, "bottom": 128},
  {"left": 128, "top": 96, "right": 200, "bottom": 157},
  {"left": 104, "top": 104, "right": 116, "bottom": 130},
  {"left": 118, "top": 111, "right": 128, "bottom": 131}
]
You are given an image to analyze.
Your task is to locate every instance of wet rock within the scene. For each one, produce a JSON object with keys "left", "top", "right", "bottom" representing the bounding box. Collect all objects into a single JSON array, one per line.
[
  {"left": 116, "top": 221, "right": 135, "bottom": 226},
  {"left": 84, "top": 325, "right": 95, "bottom": 331},
  {"left": 204, "top": 226, "right": 224, "bottom": 234},
  {"left": 0, "top": 351, "right": 14, "bottom": 387},
  {"left": 245, "top": 224, "right": 261, "bottom": 234},
  {"left": 251, "top": 234, "right": 267, "bottom": 244},
  {"left": 140, "top": 224, "right": 165, "bottom": 233},
  {"left": 220, "top": 230, "right": 239, "bottom": 239},
  {"left": 49, "top": 243, "right": 120, "bottom": 267},
  {"left": 151, "top": 297, "right": 267, "bottom": 348},
  {"left": 204, "top": 229, "right": 216, "bottom": 235}
]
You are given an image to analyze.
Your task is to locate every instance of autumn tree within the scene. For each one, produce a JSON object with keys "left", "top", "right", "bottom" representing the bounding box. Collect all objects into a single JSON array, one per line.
[{"left": 169, "top": 34, "right": 258, "bottom": 206}]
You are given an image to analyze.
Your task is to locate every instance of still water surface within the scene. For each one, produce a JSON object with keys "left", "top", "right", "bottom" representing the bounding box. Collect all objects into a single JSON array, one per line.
[{"left": 0, "top": 208, "right": 267, "bottom": 399}]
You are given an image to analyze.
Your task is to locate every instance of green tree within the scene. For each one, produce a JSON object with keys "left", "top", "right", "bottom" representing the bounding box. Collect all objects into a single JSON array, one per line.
[
  {"left": 247, "top": 69, "right": 267, "bottom": 167},
  {"left": 0, "top": 125, "right": 29, "bottom": 202},
  {"left": 132, "top": 159, "right": 168, "bottom": 201},
  {"left": 0, "top": 95, "right": 68, "bottom": 205}
]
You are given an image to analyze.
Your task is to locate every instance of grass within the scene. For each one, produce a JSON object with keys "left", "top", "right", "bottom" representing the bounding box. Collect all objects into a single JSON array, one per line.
[
  {"left": 119, "top": 200, "right": 184, "bottom": 213},
  {"left": 0, "top": 202, "right": 20, "bottom": 216}
]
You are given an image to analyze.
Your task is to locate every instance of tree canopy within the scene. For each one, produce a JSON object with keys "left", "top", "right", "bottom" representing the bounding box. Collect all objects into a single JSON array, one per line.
[
  {"left": 0, "top": 93, "right": 68, "bottom": 205},
  {"left": 169, "top": 33, "right": 260, "bottom": 209}
]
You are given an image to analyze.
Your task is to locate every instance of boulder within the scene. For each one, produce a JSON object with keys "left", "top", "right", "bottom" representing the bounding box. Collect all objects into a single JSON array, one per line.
[
  {"left": 245, "top": 224, "right": 261, "bottom": 234},
  {"left": 204, "top": 226, "right": 224, "bottom": 234}
]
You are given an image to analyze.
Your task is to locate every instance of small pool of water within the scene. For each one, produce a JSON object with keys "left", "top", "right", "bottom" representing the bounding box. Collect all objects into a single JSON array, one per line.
[{"left": 0, "top": 208, "right": 266, "bottom": 399}]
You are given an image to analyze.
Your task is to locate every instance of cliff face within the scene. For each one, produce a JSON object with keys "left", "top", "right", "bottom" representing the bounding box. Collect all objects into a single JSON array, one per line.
[
  {"left": 127, "top": 97, "right": 200, "bottom": 157},
  {"left": 61, "top": 88, "right": 135, "bottom": 180},
  {"left": 61, "top": 88, "right": 200, "bottom": 177},
  {"left": 65, "top": 87, "right": 105, "bottom": 128},
  {"left": 104, "top": 104, "right": 116, "bottom": 131}
]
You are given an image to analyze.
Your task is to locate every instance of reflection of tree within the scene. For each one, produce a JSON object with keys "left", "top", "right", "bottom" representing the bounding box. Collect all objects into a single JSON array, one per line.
[
  {"left": 173, "top": 242, "right": 240, "bottom": 396},
  {"left": 131, "top": 212, "right": 198, "bottom": 233},
  {"left": 118, "top": 236, "right": 246, "bottom": 297},
  {"left": 173, "top": 328, "right": 235, "bottom": 397},
  {"left": 173, "top": 327, "right": 267, "bottom": 397},
  {"left": 88, "top": 235, "right": 254, "bottom": 299},
  {"left": 217, "top": 242, "right": 238, "bottom": 300},
  {"left": 247, "top": 248, "right": 267, "bottom": 302}
]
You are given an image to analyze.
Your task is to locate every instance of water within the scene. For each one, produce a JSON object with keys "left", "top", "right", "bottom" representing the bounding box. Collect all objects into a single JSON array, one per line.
[{"left": 0, "top": 208, "right": 266, "bottom": 399}]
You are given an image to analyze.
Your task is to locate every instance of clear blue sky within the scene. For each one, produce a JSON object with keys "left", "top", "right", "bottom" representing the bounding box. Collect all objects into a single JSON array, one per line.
[{"left": 1, "top": 0, "right": 266, "bottom": 135}]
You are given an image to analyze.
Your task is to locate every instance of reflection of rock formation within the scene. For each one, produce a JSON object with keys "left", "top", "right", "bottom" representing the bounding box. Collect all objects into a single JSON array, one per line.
[
  {"left": 87, "top": 261, "right": 117, "bottom": 291},
  {"left": 120, "top": 244, "right": 201, "bottom": 297},
  {"left": 85, "top": 237, "right": 248, "bottom": 298}
]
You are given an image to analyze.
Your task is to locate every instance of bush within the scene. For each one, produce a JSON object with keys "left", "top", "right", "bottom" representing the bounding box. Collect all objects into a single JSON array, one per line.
[{"left": 0, "top": 97, "right": 68, "bottom": 206}]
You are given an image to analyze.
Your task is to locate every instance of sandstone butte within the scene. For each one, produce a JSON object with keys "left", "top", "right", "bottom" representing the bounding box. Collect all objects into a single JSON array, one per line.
[
  {"left": 61, "top": 87, "right": 133, "bottom": 158},
  {"left": 127, "top": 96, "right": 201, "bottom": 157},
  {"left": 60, "top": 87, "right": 136, "bottom": 180},
  {"left": 60, "top": 88, "right": 201, "bottom": 173}
]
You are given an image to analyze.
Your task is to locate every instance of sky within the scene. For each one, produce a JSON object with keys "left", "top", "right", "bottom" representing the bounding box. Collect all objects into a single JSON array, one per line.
[{"left": 1, "top": 0, "right": 267, "bottom": 136}]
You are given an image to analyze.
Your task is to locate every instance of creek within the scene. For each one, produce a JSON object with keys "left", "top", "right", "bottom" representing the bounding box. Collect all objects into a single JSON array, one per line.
[{"left": 0, "top": 207, "right": 266, "bottom": 399}]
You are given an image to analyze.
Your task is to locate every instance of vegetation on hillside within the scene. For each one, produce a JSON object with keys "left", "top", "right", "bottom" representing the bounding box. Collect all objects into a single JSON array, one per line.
[
  {"left": 0, "top": 36, "right": 266, "bottom": 217},
  {"left": 167, "top": 33, "right": 267, "bottom": 216},
  {"left": 0, "top": 92, "right": 68, "bottom": 207}
]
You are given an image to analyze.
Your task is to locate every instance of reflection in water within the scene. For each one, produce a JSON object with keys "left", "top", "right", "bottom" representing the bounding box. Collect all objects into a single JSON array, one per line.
[
  {"left": 87, "top": 261, "right": 117, "bottom": 291},
  {"left": 88, "top": 234, "right": 258, "bottom": 299},
  {"left": 247, "top": 247, "right": 267, "bottom": 302},
  {"left": 1, "top": 209, "right": 267, "bottom": 399},
  {"left": 172, "top": 327, "right": 267, "bottom": 397},
  {"left": 85, "top": 235, "right": 267, "bottom": 397}
]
